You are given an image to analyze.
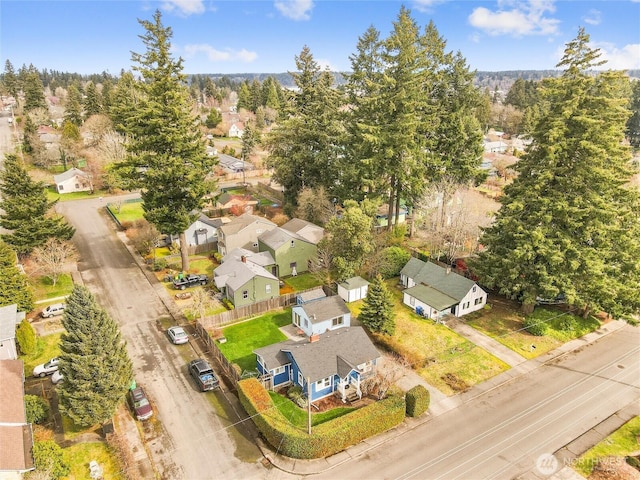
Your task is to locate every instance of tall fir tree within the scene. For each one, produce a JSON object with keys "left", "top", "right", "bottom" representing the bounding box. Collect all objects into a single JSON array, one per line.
[
  {"left": 58, "top": 285, "right": 133, "bottom": 427},
  {"left": 23, "top": 70, "right": 47, "bottom": 112},
  {"left": 0, "top": 239, "right": 34, "bottom": 311},
  {"left": 358, "top": 274, "right": 396, "bottom": 335},
  {"left": 64, "top": 84, "right": 84, "bottom": 126},
  {"left": 83, "top": 81, "right": 102, "bottom": 117},
  {"left": 471, "top": 28, "right": 640, "bottom": 317},
  {"left": 2, "top": 60, "right": 19, "bottom": 98},
  {"left": 0, "top": 154, "right": 75, "bottom": 255},
  {"left": 112, "top": 10, "right": 216, "bottom": 271}
]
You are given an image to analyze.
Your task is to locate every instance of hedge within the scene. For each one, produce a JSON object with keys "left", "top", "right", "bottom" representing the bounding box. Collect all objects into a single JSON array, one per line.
[
  {"left": 405, "top": 385, "right": 430, "bottom": 417},
  {"left": 238, "top": 378, "right": 406, "bottom": 459}
]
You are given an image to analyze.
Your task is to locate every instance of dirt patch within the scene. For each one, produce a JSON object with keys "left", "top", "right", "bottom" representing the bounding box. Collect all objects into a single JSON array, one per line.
[{"left": 441, "top": 373, "right": 470, "bottom": 393}]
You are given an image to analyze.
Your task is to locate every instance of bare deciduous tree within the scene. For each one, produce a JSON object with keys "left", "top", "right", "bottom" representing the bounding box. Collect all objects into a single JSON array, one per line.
[
  {"left": 31, "top": 239, "right": 77, "bottom": 287},
  {"left": 96, "top": 129, "right": 127, "bottom": 164},
  {"left": 360, "top": 353, "right": 409, "bottom": 400},
  {"left": 189, "top": 288, "right": 213, "bottom": 323},
  {"left": 308, "top": 243, "right": 333, "bottom": 286}
]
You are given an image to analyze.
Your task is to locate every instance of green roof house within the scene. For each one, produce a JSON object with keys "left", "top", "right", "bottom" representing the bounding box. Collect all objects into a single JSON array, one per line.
[{"left": 400, "top": 258, "right": 487, "bottom": 319}]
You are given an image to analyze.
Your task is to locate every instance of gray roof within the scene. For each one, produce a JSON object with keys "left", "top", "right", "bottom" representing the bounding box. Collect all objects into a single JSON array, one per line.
[
  {"left": 280, "top": 218, "right": 324, "bottom": 244},
  {"left": 214, "top": 256, "right": 277, "bottom": 290},
  {"left": 339, "top": 276, "right": 370, "bottom": 290},
  {"left": 196, "top": 213, "right": 225, "bottom": 229},
  {"left": 403, "top": 284, "right": 458, "bottom": 310},
  {"left": 222, "top": 248, "right": 274, "bottom": 267},
  {"left": 255, "top": 326, "right": 380, "bottom": 383},
  {"left": 218, "top": 153, "right": 253, "bottom": 172},
  {"left": 300, "top": 295, "right": 350, "bottom": 324},
  {"left": 53, "top": 167, "right": 91, "bottom": 184},
  {"left": 400, "top": 258, "right": 477, "bottom": 302},
  {"left": 297, "top": 287, "right": 326, "bottom": 303},
  {"left": 0, "top": 304, "right": 18, "bottom": 342},
  {"left": 259, "top": 227, "right": 295, "bottom": 250},
  {"left": 218, "top": 213, "right": 276, "bottom": 236}
]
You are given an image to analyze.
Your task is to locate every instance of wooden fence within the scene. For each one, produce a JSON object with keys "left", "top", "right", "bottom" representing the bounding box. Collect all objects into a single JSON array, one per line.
[{"left": 199, "top": 292, "right": 299, "bottom": 329}]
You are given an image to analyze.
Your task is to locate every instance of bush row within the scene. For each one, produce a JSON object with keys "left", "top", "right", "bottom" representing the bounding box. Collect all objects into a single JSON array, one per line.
[{"left": 238, "top": 378, "right": 406, "bottom": 459}]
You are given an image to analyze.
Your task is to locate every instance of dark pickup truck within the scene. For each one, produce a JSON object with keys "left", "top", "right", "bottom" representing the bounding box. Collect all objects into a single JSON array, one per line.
[
  {"left": 188, "top": 359, "right": 219, "bottom": 392},
  {"left": 172, "top": 274, "right": 208, "bottom": 290}
]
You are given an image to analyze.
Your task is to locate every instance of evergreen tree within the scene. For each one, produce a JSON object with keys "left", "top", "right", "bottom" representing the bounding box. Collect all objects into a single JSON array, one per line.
[
  {"left": 113, "top": 10, "right": 216, "bottom": 272},
  {"left": 23, "top": 70, "right": 47, "bottom": 112},
  {"left": 22, "top": 114, "right": 37, "bottom": 154},
  {"left": 0, "top": 238, "right": 34, "bottom": 311},
  {"left": 264, "top": 46, "right": 343, "bottom": 210},
  {"left": 83, "top": 81, "right": 102, "bottom": 117},
  {"left": 240, "top": 122, "right": 259, "bottom": 163},
  {"left": 0, "top": 154, "right": 75, "bottom": 256},
  {"left": 249, "top": 78, "right": 262, "bottom": 112},
  {"left": 101, "top": 77, "right": 114, "bottom": 113},
  {"left": 109, "top": 71, "right": 139, "bottom": 135},
  {"left": 358, "top": 274, "right": 395, "bottom": 335},
  {"left": 58, "top": 285, "right": 133, "bottom": 427},
  {"left": 204, "top": 108, "right": 222, "bottom": 128},
  {"left": 2, "top": 60, "right": 19, "bottom": 98},
  {"left": 64, "top": 84, "right": 84, "bottom": 126},
  {"left": 237, "top": 81, "right": 251, "bottom": 111},
  {"left": 471, "top": 29, "right": 640, "bottom": 317},
  {"left": 627, "top": 79, "right": 640, "bottom": 148}
]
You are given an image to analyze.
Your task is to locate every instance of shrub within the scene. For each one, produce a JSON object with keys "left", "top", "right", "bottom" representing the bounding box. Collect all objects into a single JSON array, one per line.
[
  {"left": 523, "top": 316, "right": 547, "bottom": 336},
  {"left": 25, "top": 395, "right": 49, "bottom": 424},
  {"left": 287, "top": 385, "right": 307, "bottom": 408},
  {"left": 16, "top": 318, "right": 37, "bottom": 355},
  {"left": 405, "top": 385, "right": 430, "bottom": 417},
  {"left": 152, "top": 258, "right": 168, "bottom": 271},
  {"left": 377, "top": 247, "right": 411, "bottom": 279},
  {"left": 31, "top": 440, "right": 70, "bottom": 479}
]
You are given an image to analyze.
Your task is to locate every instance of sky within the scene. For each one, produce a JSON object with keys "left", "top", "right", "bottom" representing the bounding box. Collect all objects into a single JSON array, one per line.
[{"left": 1, "top": 0, "right": 639, "bottom": 76}]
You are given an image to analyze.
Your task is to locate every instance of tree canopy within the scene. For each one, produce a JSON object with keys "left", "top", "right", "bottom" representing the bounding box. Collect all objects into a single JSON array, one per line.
[{"left": 471, "top": 28, "right": 640, "bottom": 318}]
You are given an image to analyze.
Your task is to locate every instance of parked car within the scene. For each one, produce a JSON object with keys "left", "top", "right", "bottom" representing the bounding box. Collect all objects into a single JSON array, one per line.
[
  {"left": 33, "top": 357, "right": 60, "bottom": 377},
  {"left": 188, "top": 359, "right": 219, "bottom": 391},
  {"left": 41, "top": 303, "right": 66, "bottom": 318},
  {"left": 128, "top": 386, "right": 153, "bottom": 421},
  {"left": 172, "top": 274, "right": 208, "bottom": 290},
  {"left": 51, "top": 370, "right": 64, "bottom": 384},
  {"left": 167, "top": 326, "right": 189, "bottom": 345}
]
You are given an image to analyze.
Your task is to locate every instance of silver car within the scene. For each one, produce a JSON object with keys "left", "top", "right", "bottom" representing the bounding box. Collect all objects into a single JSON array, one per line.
[{"left": 167, "top": 326, "right": 189, "bottom": 345}]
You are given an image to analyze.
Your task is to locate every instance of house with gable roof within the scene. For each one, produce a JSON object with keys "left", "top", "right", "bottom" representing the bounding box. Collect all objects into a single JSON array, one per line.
[
  {"left": 254, "top": 326, "right": 380, "bottom": 403},
  {"left": 0, "top": 360, "right": 35, "bottom": 477},
  {"left": 216, "top": 213, "right": 277, "bottom": 256},
  {"left": 213, "top": 250, "right": 279, "bottom": 307},
  {"left": 292, "top": 294, "right": 351, "bottom": 337},
  {"left": 258, "top": 218, "right": 324, "bottom": 277},
  {"left": 0, "top": 304, "right": 25, "bottom": 360},
  {"left": 53, "top": 167, "right": 93, "bottom": 194},
  {"left": 400, "top": 257, "right": 487, "bottom": 319}
]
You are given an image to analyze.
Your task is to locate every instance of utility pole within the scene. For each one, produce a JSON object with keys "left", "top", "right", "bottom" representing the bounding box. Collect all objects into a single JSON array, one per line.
[{"left": 307, "top": 377, "right": 312, "bottom": 435}]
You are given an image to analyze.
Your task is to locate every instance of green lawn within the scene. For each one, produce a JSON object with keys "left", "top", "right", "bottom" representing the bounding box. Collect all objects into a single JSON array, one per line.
[
  {"left": 64, "top": 442, "right": 124, "bottom": 480},
  {"left": 46, "top": 187, "right": 107, "bottom": 203},
  {"left": 218, "top": 310, "right": 291, "bottom": 372},
  {"left": 373, "top": 279, "right": 510, "bottom": 396},
  {"left": 283, "top": 273, "right": 323, "bottom": 291},
  {"left": 574, "top": 416, "right": 640, "bottom": 476},
  {"left": 21, "top": 332, "right": 63, "bottom": 375},
  {"left": 268, "top": 391, "right": 354, "bottom": 428},
  {"left": 30, "top": 273, "right": 74, "bottom": 301},
  {"left": 467, "top": 297, "right": 601, "bottom": 359},
  {"left": 108, "top": 200, "right": 145, "bottom": 224}
]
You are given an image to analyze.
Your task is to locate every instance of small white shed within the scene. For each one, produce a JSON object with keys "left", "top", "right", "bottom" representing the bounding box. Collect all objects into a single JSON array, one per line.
[
  {"left": 53, "top": 167, "right": 93, "bottom": 194},
  {"left": 337, "top": 276, "right": 370, "bottom": 303}
]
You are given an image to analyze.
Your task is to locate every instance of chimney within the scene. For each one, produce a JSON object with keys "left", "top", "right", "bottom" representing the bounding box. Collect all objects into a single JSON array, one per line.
[
  {"left": 309, "top": 334, "right": 320, "bottom": 343},
  {"left": 241, "top": 255, "right": 246, "bottom": 263}
]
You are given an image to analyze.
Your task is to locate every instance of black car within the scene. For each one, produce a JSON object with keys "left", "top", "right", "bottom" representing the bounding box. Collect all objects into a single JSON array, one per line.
[
  {"left": 172, "top": 274, "right": 208, "bottom": 290},
  {"left": 188, "top": 359, "right": 219, "bottom": 391}
]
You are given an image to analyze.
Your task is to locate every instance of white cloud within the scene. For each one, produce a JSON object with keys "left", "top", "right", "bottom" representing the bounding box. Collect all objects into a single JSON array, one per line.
[
  {"left": 161, "top": 0, "right": 206, "bottom": 16},
  {"left": 595, "top": 42, "right": 640, "bottom": 70},
  {"left": 583, "top": 9, "right": 601, "bottom": 26},
  {"left": 412, "top": 0, "right": 447, "bottom": 13},
  {"left": 274, "top": 0, "right": 313, "bottom": 20},
  {"left": 468, "top": 0, "right": 560, "bottom": 37},
  {"left": 183, "top": 44, "right": 258, "bottom": 64}
]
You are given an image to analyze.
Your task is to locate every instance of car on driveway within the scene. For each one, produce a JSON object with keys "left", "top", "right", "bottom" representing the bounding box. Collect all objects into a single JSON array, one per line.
[
  {"left": 172, "top": 274, "right": 208, "bottom": 290},
  {"left": 51, "top": 370, "right": 64, "bottom": 384},
  {"left": 129, "top": 386, "right": 153, "bottom": 421},
  {"left": 41, "top": 303, "right": 66, "bottom": 318},
  {"left": 33, "top": 357, "right": 60, "bottom": 377},
  {"left": 167, "top": 326, "right": 189, "bottom": 344},
  {"left": 188, "top": 359, "right": 219, "bottom": 391}
]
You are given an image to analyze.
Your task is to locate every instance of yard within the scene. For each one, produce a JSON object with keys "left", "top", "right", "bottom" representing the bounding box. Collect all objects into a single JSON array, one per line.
[
  {"left": 466, "top": 295, "right": 601, "bottom": 359},
  {"left": 268, "top": 390, "right": 355, "bottom": 428}
]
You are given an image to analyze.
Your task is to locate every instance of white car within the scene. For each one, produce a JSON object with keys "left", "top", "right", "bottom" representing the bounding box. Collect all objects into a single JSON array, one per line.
[
  {"left": 41, "top": 303, "right": 66, "bottom": 318},
  {"left": 167, "top": 326, "right": 189, "bottom": 345},
  {"left": 33, "top": 357, "right": 60, "bottom": 377},
  {"left": 51, "top": 370, "right": 64, "bottom": 384}
]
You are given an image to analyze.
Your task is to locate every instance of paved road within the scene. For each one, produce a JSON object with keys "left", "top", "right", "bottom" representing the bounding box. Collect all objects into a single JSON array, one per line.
[
  {"left": 308, "top": 325, "right": 640, "bottom": 480},
  {"left": 57, "top": 197, "right": 283, "bottom": 480}
]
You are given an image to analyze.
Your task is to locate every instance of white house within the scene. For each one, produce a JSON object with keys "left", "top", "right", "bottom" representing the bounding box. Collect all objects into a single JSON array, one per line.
[
  {"left": 400, "top": 258, "right": 487, "bottom": 319},
  {"left": 337, "top": 276, "right": 370, "bottom": 303},
  {"left": 53, "top": 167, "right": 93, "bottom": 194},
  {"left": 0, "top": 304, "right": 24, "bottom": 360},
  {"left": 292, "top": 295, "right": 351, "bottom": 337},
  {"left": 483, "top": 140, "right": 508, "bottom": 153},
  {"left": 228, "top": 123, "right": 244, "bottom": 138}
]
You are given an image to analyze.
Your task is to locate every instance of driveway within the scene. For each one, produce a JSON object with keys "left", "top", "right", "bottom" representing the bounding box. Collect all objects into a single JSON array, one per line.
[{"left": 57, "top": 196, "right": 285, "bottom": 480}]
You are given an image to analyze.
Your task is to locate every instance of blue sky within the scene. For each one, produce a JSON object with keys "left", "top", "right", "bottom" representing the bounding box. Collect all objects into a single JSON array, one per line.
[{"left": 1, "top": 0, "right": 639, "bottom": 75}]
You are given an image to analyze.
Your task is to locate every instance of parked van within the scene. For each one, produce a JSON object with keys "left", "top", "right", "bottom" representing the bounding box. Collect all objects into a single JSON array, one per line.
[{"left": 41, "top": 303, "right": 66, "bottom": 318}]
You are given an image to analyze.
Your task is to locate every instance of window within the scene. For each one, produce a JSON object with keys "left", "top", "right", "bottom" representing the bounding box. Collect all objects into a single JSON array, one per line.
[
  {"left": 242, "top": 290, "right": 248, "bottom": 300},
  {"left": 290, "top": 240, "right": 295, "bottom": 248},
  {"left": 472, "top": 286, "right": 477, "bottom": 292},
  {"left": 316, "top": 376, "right": 332, "bottom": 389},
  {"left": 409, "top": 296, "right": 415, "bottom": 306},
  {"left": 253, "top": 242, "right": 258, "bottom": 248},
  {"left": 298, "top": 371, "right": 304, "bottom": 386},
  {"left": 290, "top": 261, "right": 297, "bottom": 269},
  {"left": 474, "top": 297, "right": 483, "bottom": 305},
  {"left": 303, "top": 318, "right": 308, "bottom": 328},
  {"left": 273, "top": 366, "right": 286, "bottom": 375},
  {"left": 59, "top": 185, "right": 64, "bottom": 191},
  {"left": 266, "top": 284, "right": 272, "bottom": 294},
  {"left": 294, "top": 312, "right": 301, "bottom": 326},
  {"left": 463, "top": 302, "right": 470, "bottom": 309},
  {"left": 332, "top": 316, "right": 344, "bottom": 327}
]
